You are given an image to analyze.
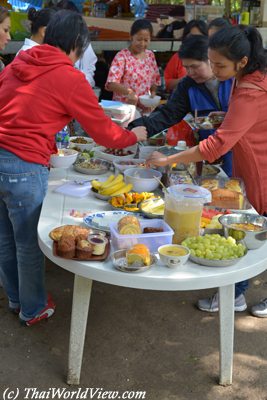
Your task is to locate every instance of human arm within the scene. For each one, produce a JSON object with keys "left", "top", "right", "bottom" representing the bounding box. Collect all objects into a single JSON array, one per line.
[
  {"left": 128, "top": 78, "right": 190, "bottom": 135},
  {"left": 105, "top": 82, "right": 138, "bottom": 105},
  {"left": 67, "top": 74, "right": 146, "bottom": 148},
  {"left": 147, "top": 146, "right": 204, "bottom": 167},
  {"left": 75, "top": 44, "right": 97, "bottom": 87}
]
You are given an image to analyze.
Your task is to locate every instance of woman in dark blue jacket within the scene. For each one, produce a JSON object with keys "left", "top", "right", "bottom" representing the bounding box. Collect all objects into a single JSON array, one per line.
[{"left": 129, "top": 34, "right": 233, "bottom": 176}]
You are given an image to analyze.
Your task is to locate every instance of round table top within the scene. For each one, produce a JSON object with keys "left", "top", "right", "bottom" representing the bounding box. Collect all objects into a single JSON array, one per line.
[{"left": 38, "top": 168, "right": 267, "bottom": 291}]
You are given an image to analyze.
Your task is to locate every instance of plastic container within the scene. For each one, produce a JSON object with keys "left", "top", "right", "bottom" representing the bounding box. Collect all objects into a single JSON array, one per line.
[
  {"left": 164, "top": 184, "right": 211, "bottom": 244},
  {"left": 110, "top": 219, "right": 174, "bottom": 253},
  {"left": 139, "top": 145, "right": 160, "bottom": 160}
]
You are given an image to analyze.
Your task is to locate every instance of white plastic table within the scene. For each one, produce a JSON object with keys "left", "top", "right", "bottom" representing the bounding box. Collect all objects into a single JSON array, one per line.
[{"left": 38, "top": 168, "right": 267, "bottom": 386}]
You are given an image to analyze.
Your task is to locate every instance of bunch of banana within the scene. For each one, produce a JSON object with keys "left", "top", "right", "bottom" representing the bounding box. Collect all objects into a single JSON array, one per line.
[{"left": 91, "top": 174, "right": 133, "bottom": 197}]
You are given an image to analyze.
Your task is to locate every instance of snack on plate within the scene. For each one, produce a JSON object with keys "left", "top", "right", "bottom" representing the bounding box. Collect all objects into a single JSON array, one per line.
[
  {"left": 126, "top": 244, "right": 151, "bottom": 266},
  {"left": 110, "top": 192, "right": 155, "bottom": 212},
  {"left": 76, "top": 239, "right": 93, "bottom": 259},
  {"left": 209, "top": 188, "right": 244, "bottom": 209},
  {"left": 200, "top": 179, "right": 219, "bottom": 191},
  {"left": 57, "top": 235, "right": 76, "bottom": 259},
  {"left": 49, "top": 225, "right": 90, "bottom": 241},
  {"left": 118, "top": 216, "right": 141, "bottom": 235},
  {"left": 224, "top": 179, "right": 242, "bottom": 192}
]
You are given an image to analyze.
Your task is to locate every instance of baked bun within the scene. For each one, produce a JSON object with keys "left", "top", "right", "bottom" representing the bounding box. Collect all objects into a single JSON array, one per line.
[
  {"left": 118, "top": 216, "right": 141, "bottom": 235},
  {"left": 126, "top": 244, "right": 151, "bottom": 266},
  {"left": 57, "top": 235, "right": 76, "bottom": 259},
  {"left": 210, "top": 188, "right": 244, "bottom": 209},
  {"left": 76, "top": 239, "right": 93, "bottom": 260}
]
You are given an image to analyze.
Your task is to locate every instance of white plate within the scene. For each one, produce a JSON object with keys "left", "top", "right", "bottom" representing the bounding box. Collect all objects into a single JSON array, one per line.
[{"left": 83, "top": 210, "right": 132, "bottom": 232}]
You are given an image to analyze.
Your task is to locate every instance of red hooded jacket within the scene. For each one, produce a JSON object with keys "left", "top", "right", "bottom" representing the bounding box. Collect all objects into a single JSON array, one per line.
[{"left": 0, "top": 45, "right": 137, "bottom": 165}]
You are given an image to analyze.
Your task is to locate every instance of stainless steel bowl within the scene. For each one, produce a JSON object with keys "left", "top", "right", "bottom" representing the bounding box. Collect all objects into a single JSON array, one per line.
[{"left": 219, "top": 213, "right": 267, "bottom": 250}]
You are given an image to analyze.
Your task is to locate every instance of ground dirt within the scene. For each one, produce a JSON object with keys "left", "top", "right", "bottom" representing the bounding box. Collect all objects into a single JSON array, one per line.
[{"left": 1, "top": 259, "right": 267, "bottom": 400}]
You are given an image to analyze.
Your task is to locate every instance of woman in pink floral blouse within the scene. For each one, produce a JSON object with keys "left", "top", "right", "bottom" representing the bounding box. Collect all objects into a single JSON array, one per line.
[{"left": 105, "top": 19, "right": 161, "bottom": 109}]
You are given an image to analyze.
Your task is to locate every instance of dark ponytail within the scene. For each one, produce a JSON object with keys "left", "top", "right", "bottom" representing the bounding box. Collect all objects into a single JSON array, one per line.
[
  {"left": 209, "top": 25, "right": 267, "bottom": 75},
  {"left": 28, "top": 7, "right": 56, "bottom": 35}
]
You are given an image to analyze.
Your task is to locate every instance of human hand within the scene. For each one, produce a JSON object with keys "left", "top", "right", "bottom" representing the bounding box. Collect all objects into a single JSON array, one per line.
[
  {"left": 127, "top": 90, "right": 138, "bottom": 105},
  {"left": 131, "top": 126, "right": 147, "bottom": 142},
  {"left": 146, "top": 151, "right": 169, "bottom": 167}
]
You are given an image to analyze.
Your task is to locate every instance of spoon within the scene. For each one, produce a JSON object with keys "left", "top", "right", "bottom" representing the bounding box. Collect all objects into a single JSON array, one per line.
[{"left": 73, "top": 179, "right": 93, "bottom": 185}]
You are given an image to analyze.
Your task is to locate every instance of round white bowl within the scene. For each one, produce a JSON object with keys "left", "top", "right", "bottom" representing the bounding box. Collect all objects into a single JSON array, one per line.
[
  {"left": 50, "top": 149, "right": 78, "bottom": 168},
  {"left": 93, "top": 145, "right": 137, "bottom": 162},
  {"left": 123, "top": 167, "right": 162, "bottom": 193},
  {"left": 158, "top": 244, "right": 190, "bottom": 268},
  {"left": 139, "top": 95, "right": 161, "bottom": 108},
  {"left": 69, "top": 136, "right": 95, "bottom": 151},
  {"left": 113, "top": 158, "right": 146, "bottom": 174}
]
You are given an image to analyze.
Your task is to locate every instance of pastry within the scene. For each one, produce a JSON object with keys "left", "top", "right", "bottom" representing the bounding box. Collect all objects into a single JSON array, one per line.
[
  {"left": 57, "top": 235, "right": 76, "bottom": 259},
  {"left": 117, "top": 216, "right": 141, "bottom": 235},
  {"left": 76, "top": 239, "right": 93, "bottom": 260},
  {"left": 200, "top": 179, "right": 219, "bottom": 191},
  {"left": 210, "top": 188, "right": 244, "bottom": 209},
  {"left": 224, "top": 179, "right": 242, "bottom": 192},
  {"left": 49, "top": 225, "right": 90, "bottom": 241},
  {"left": 126, "top": 244, "right": 151, "bottom": 266}
]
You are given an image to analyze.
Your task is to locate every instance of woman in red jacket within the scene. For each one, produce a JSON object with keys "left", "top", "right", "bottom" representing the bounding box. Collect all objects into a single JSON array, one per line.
[
  {"left": 0, "top": 10, "right": 146, "bottom": 326},
  {"left": 148, "top": 25, "right": 267, "bottom": 315}
]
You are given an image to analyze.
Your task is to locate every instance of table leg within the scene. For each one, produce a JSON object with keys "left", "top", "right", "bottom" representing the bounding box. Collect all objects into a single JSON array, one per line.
[
  {"left": 67, "top": 275, "right": 93, "bottom": 385},
  {"left": 218, "top": 284, "right": 235, "bottom": 386}
]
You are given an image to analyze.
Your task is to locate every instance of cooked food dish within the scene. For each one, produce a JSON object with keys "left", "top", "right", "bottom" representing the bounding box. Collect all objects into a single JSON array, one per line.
[
  {"left": 104, "top": 148, "right": 134, "bottom": 156},
  {"left": 126, "top": 244, "right": 151, "bottom": 266},
  {"left": 230, "top": 222, "right": 263, "bottom": 232},
  {"left": 71, "top": 137, "right": 89, "bottom": 144},
  {"left": 118, "top": 216, "right": 141, "bottom": 235}
]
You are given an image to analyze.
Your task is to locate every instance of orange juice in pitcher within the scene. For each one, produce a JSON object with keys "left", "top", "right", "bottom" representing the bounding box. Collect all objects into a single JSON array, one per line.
[{"left": 164, "top": 184, "right": 211, "bottom": 244}]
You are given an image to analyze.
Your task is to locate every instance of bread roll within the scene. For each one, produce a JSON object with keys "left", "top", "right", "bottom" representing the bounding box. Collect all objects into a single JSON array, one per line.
[{"left": 118, "top": 216, "right": 141, "bottom": 235}]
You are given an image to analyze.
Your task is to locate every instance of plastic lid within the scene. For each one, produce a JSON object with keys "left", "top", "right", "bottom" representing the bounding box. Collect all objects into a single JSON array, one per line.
[
  {"left": 167, "top": 184, "right": 211, "bottom": 203},
  {"left": 174, "top": 140, "right": 188, "bottom": 151}
]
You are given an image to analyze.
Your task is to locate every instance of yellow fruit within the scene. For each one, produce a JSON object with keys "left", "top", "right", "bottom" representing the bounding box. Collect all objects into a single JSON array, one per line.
[
  {"left": 101, "top": 174, "right": 123, "bottom": 189},
  {"left": 109, "top": 183, "right": 133, "bottom": 196},
  {"left": 91, "top": 180, "right": 102, "bottom": 191},
  {"left": 99, "top": 180, "right": 126, "bottom": 196},
  {"left": 100, "top": 174, "right": 115, "bottom": 189}
]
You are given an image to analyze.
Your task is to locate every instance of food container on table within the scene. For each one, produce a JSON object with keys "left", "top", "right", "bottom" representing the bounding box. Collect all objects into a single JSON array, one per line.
[
  {"left": 110, "top": 219, "right": 173, "bottom": 253},
  {"left": 158, "top": 244, "right": 190, "bottom": 268},
  {"left": 69, "top": 136, "right": 95, "bottom": 151},
  {"left": 50, "top": 149, "right": 78, "bottom": 168},
  {"left": 164, "top": 184, "right": 211, "bottom": 244},
  {"left": 139, "top": 145, "right": 161, "bottom": 160},
  {"left": 123, "top": 167, "right": 162, "bottom": 193},
  {"left": 113, "top": 158, "right": 145, "bottom": 174},
  {"left": 93, "top": 145, "right": 137, "bottom": 162},
  {"left": 219, "top": 213, "right": 267, "bottom": 249}
]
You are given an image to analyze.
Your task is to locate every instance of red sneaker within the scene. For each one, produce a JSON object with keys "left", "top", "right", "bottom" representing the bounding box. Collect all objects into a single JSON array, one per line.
[{"left": 20, "top": 295, "right": 56, "bottom": 326}]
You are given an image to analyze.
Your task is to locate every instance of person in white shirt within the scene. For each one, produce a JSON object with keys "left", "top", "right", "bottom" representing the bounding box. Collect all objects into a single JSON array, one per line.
[
  {"left": 56, "top": 0, "right": 97, "bottom": 87},
  {"left": 17, "top": 7, "right": 56, "bottom": 55}
]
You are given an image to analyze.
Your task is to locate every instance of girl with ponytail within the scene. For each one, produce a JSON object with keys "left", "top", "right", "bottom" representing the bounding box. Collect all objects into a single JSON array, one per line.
[{"left": 147, "top": 25, "right": 267, "bottom": 315}]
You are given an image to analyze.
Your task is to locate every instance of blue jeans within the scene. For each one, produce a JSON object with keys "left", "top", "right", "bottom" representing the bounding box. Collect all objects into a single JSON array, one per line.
[
  {"left": 0, "top": 148, "right": 49, "bottom": 320},
  {"left": 235, "top": 280, "right": 249, "bottom": 298}
]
